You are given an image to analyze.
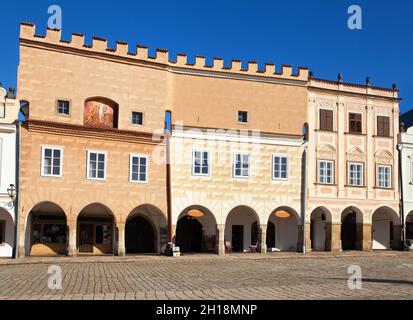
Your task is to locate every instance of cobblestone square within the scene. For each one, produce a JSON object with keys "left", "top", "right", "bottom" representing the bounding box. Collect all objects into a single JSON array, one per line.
[{"left": 0, "top": 252, "right": 412, "bottom": 300}]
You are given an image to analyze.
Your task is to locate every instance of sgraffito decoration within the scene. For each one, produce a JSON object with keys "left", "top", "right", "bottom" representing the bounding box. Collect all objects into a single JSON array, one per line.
[{"left": 84, "top": 99, "right": 117, "bottom": 129}]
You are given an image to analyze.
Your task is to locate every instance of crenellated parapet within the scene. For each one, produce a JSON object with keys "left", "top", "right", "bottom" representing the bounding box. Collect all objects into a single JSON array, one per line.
[{"left": 20, "top": 22, "right": 309, "bottom": 81}]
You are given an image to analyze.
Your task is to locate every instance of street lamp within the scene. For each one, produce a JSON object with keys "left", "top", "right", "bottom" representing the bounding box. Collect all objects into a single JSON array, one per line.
[{"left": 7, "top": 184, "right": 16, "bottom": 202}]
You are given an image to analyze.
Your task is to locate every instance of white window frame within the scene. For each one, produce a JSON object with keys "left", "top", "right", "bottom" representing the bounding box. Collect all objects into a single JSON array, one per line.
[
  {"left": 377, "top": 164, "right": 392, "bottom": 189},
  {"left": 87, "top": 150, "right": 107, "bottom": 181},
  {"left": 41, "top": 145, "right": 64, "bottom": 178},
  {"left": 129, "top": 154, "right": 148, "bottom": 183},
  {"left": 233, "top": 152, "right": 250, "bottom": 179},
  {"left": 272, "top": 154, "right": 289, "bottom": 180},
  {"left": 348, "top": 162, "right": 364, "bottom": 187},
  {"left": 192, "top": 149, "right": 210, "bottom": 177},
  {"left": 318, "top": 159, "right": 334, "bottom": 185}
]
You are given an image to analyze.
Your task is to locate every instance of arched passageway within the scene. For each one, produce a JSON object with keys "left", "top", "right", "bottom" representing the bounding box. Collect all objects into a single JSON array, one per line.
[
  {"left": 26, "top": 202, "right": 67, "bottom": 256},
  {"left": 266, "top": 207, "right": 299, "bottom": 252},
  {"left": 341, "top": 207, "right": 363, "bottom": 251},
  {"left": 310, "top": 207, "right": 332, "bottom": 251},
  {"left": 77, "top": 203, "right": 115, "bottom": 255},
  {"left": 225, "top": 206, "right": 260, "bottom": 253},
  {"left": 175, "top": 206, "right": 217, "bottom": 253},
  {"left": 372, "top": 207, "right": 400, "bottom": 250}
]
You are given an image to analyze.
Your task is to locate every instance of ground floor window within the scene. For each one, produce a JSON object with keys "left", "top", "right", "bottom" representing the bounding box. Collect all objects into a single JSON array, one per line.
[
  {"left": 31, "top": 216, "right": 67, "bottom": 245},
  {"left": 78, "top": 217, "right": 113, "bottom": 254}
]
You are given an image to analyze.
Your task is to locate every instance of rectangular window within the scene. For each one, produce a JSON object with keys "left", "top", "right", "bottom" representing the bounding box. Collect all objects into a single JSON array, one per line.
[
  {"left": 57, "top": 100, "right": 70, "bottom": 116},
  {"left": 377, "top": 165, "right": 391, "bottom": 189},
  {"left": 88, "top": 151, "right": 106, "bottom": 180},
  {"left": 0, "top": 220, "right": 4, "bottom": 244},
  {"left": 233, "top": 152, "right": 250, "bottom": 178},
  {"left": 238, "top": 111, "right": 248, "bottom": 124},
  {"left": 318, "top": 160, "right": 334, "bottom": 185},
  {"left": 349, "top": 113, "right": 362, "bottom": 134},
  {"left": 348, "top": 162, "right": 364, "bottom": 187},
  {"left": 319, "top": 109, "right": 334, "bottom": 131},
  {"left": 192, "top": 150, "right": 210, "bottom": 176},
  {"left": 272, "top": 155, "right": 289, "bottom": 180},
  {"left": 377, "top": 116, "right": 390, "bottom": 137},
  {"left": 41, "top": 146, "right": 63, "bottom": 177},
  {"left": 131, "top": 111, "right": 143, "bottom": 125},
  {"left": 130, "top": 154, "right": 148, "bottom": 183}
]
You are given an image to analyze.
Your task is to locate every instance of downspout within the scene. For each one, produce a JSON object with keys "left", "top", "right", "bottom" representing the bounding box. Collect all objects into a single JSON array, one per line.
[
  {"left": 165, "top": 111, "right": 173, "bottom": 244},
  {"left": 301, "top": 139, "right": 308, "bottom": 254},
  {"left": 397, "top": 142, "right": 405, "bottom": 250},
  {"left": 13, "top": 120, "right": 21, "bottom": 258}
]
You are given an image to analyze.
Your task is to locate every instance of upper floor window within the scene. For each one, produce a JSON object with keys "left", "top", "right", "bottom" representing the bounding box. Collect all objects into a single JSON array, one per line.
[
  {"left": 233, "top": 152, "right": 250, "bottom": 178},
  {"left": 319, "top": 109, "right": 333, "bottom": 131},
  {"left": 377, "top": 116, "right": 390, "bottom": 137},
  {"left": 192, "top": 150, "right": 210, "bottom": 176},
  {"left": 349, "top": 113, "right": 362, "bottom": 134},
  {"left": 41, "top": 146, "right": 63, "bottom": 177},
  {"left": 131, "top": 111, "right": 144, "bottom": 126},
  {"left": 237, "top": 111, "right": 249, "bottom": 124},
  {"left": 87, "top": 151, "right": 106, "bottom": 181},
  {"left": 57, "top": 100, "right": 70, "bottom": 116},
  {"left": 377, "top": 165, "right": 391, "bottom": 189},
  {"left": 130, "top": 154, "right": 148, "bottom": 183},
  {"left": 318, "top": 160, "right": 334, "bottom": 185},
  {"left": 272, "top": 155, "right": 289, "bottom": 180},
  {"left": 348, "top": 162, "right": 364, "bottom": 187},
  {"left": 0, "top": 220, "right": 4, "bottom": 245}
]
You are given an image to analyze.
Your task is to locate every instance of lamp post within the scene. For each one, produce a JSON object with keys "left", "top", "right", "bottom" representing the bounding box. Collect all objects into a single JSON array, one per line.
[{"left": 7, "top": 184, "right": 16, "bottom": 203}]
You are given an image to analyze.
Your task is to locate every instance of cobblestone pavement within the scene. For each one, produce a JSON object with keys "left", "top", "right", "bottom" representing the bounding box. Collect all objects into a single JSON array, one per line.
[{"left": 0, "top": 252, "right": 412, "bottom": 300}]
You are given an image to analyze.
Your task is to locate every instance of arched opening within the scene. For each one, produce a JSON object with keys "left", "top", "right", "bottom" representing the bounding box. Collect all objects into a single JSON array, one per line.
[
  {"left": 77, "top": 203, "right": 115, "bottom": 255},
  {"left": 125, "top": 204, "right": 167, "bottom": 254},
  {"left": 83, "top": 97, "right": 119, "bottom": 129},
  {"left": 225, "top": 206, "right": 259, "bottom": 253},
  {"left": 26, "top": 202, "right": 67, "bottom": 256},
  {"left": 175, "top": 206, "right": 217, "bottom": 253},
  {"left": 267, "top": 207, "right": 299, "bottom": 252},
  {"left": 341, "top": 207, "right": 363, "bottom": 250},
  {"left": 0, "top": 208, "right": 15, "bottom": 258},
  {"left": 372, "top": 207, "right": 400, "bottom": 250},
  {"left": 310, "top": 207, "right": 332, "bottom": 251}
]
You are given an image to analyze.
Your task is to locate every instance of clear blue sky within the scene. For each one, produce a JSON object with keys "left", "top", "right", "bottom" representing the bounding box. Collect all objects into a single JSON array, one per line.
[{"left": 1, "top": 0, "right": 412, "bottom": 112}]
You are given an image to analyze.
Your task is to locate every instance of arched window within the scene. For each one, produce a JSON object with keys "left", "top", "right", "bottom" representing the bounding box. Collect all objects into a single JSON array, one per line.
[{"left": 84, "top": 97, "right": 118, "bottom": 129}]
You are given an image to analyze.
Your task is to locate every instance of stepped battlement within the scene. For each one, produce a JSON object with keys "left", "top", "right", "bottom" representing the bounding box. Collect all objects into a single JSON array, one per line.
[{"left": 20, "top": 22, "right": 309, "bottom": 81}]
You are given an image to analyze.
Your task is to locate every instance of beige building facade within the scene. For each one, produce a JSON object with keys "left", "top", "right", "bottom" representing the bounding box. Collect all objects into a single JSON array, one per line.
[{"left": 306, "top": 77, "right": 401, "bottom": 252}]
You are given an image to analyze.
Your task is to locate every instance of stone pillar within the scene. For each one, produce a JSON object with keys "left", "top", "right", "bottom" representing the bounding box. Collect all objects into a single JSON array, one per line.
[
  {"left": 331, "top": 222, "right": 342, "bottom": 252},
  {"left": 116, "top": 223, "right": 126, "bottom": 257},
  {"left": 259, "top": 225, "right": 267, "bottom": 253},
  {"left": 305, "top": 222, "right": 312, "bottom": 252},
  {"left": 171, "top": 224, "right": 177, "bottom": 244},
  {"left": 216, "top": 224, "right": 225, "bottom": 255},
  {"left": 17, "top": 222, "right": 26, "bottom": 258},
  {"left": 67, "top": 220, "right": 77, "bottom": 257},
  {"left": 297, "top": 225, "right": 304, "bottom": 252},
  {"left": 362, "top": 224, "right": 372, "bottom": 251}
]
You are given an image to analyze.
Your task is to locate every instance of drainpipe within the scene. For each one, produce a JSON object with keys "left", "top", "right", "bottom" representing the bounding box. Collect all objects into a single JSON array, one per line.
[
  {"left": 397, "top": 143, "right": 405, "bottom": 251},
  {"left": 165, "top": 111, "right": 173, "bottom": 244},
  {"left": 13, "top": 120, "right": 21, "bottom": 258},
  {"left": 302, "top": 141, "right": 308, "bottom": 254}
]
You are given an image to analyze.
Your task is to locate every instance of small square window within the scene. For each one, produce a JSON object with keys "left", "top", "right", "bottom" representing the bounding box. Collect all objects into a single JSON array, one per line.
[
  {"left": 57, "top": 100, "right": 70, "bottom": 116},
  {"left": 238, "top": 111, "right": 248, "bottom": 124},
  {"left": 132, "top": 112, "right": 143, "bottom": 125}
]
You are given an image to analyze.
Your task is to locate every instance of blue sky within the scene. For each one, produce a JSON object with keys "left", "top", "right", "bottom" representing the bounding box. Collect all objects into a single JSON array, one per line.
[{"left": 1, "top": 0, "right": 412, "bottom": 112}]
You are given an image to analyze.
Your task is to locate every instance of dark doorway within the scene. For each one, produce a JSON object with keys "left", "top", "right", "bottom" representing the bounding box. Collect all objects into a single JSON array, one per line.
[
  {"left": 251, "top": 221, "right": 259, "bottom": 245},
  {"left": 342, "top": 212, "right": 357, "bottom": 250},
  {"left": 125, "top": 216, "right": 155, "bottom": 254},
  {"left": 266, "top": 222, "right": 275, "bottom": 248},
  {"left": 78, "top": 224, "right": 94, "bottom": 253},
  {"left": 176, "top": 217, "right": 203, "bottom": 253},
  {"left": 232, "top": 225, "right": 244, "bottom": 252}
]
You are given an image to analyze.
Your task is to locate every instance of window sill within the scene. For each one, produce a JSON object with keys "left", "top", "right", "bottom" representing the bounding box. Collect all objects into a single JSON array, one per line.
[
  {"left": 373, "top": 187, "right": 393, "bottom": 190},
  {"left": 345, "top": 185, "right": 366, "bottom": 188},
  {"left": 41, "top": 175, "right": 64, "bottom": 179},
  {"left": 373, "top": 135, "right": 393, "bottom": 139},
  {"left": 344, "top": 132, "right": 366, "bottom": 136},
  {"left": 314, "top": 183, "right": 337, "bottom": 186},
  {"left": 315, "top": 129, "right": 337, "bottom": 133}
]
